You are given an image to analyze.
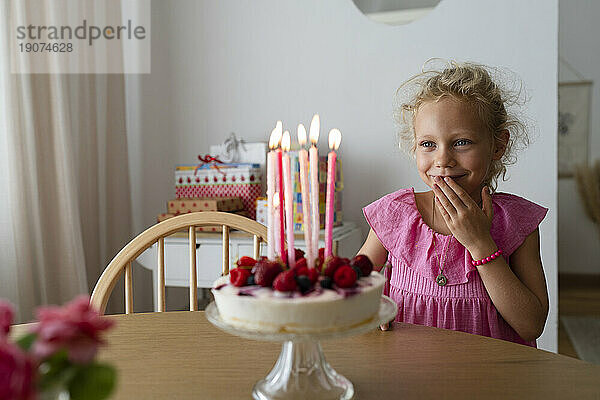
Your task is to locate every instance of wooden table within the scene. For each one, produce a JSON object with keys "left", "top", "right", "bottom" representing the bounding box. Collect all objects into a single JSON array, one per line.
[{"left": 83, "top": 311, "right": 600, "bottom": 399}]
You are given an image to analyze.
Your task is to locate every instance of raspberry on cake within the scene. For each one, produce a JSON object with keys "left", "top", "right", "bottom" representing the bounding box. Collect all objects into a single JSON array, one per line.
[
  {"left": 236, "top": 256, "right": 257, "bottom": 269},
  {"left": 321, "top": 256, "right": 349, "bottom": 277},
  {"left": 350, "top": 254, "right": 373, "bottom": 276},
  {"left": 306, "top": 268, "right": 319, "bottom": 284},
  {"left": 252, "top": 259, "right": 283, "bottom": 287},
  {"left": 294, "top": 257, "right": 307, "bottom": 270},
  {"left": 333, "top": 265, "right": 357, "bottom": 288},
  {"left": 293, "top": 265, "right": 309, "bottom": 277},
  {"left": 229, "top": 268, "right": 251, "bottom": 287},
  {"left": 273, "top": 270, "right": 297, "bottom": 292}
]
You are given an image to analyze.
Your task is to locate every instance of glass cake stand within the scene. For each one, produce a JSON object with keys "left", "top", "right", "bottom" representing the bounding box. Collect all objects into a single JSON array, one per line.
[{"left": 206, "top": 296, "right": 398, "bottom": 400}]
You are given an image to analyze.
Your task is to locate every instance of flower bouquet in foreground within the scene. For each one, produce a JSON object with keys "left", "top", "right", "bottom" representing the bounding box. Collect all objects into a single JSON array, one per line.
[{"left": 0, "top": 296, "right": 116, "bottom": 400}]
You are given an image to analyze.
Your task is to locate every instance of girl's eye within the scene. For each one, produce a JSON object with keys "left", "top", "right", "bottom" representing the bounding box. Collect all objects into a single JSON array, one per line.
[
  {"left": 455, "top": 139, "right": 472, "bottom": 146},
  {"left": 419, "top": 141, "right": 435, "bottom": 148}
]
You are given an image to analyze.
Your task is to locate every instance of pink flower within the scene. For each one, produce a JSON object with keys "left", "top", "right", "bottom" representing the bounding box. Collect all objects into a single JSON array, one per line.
[
  {"left": 0, "top": 341, "right": 35, "bottom": 400},
  {"left": 0, "top": 300, "right": 14, "bottom": 340},
  {"left": 31, "top": 296, "right": 114, "bottom": 364}
]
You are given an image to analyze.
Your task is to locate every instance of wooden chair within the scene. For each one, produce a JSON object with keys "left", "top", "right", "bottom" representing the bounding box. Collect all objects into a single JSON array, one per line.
[{"left": 90, "top": 212, "right": 267, "bottom": 315}]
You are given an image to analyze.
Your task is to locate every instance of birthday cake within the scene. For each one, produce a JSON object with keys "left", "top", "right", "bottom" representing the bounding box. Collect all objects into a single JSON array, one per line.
[{"left": 211, "top": 250, "right": 385, "bottom": 333}]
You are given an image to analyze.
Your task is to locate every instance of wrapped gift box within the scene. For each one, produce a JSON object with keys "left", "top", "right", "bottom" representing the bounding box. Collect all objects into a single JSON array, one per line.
[
  {"left": 167, "top": 197, "right": 244, "bottom": 214},
  {"left": 255, "top": 197, "right": 268, "bottom": 226},
  {"left": 175, "top": 164, "right": 262, "bottom": 220},
  {"left": 210, "top": 140, "right": 267, "bottom": 195}
]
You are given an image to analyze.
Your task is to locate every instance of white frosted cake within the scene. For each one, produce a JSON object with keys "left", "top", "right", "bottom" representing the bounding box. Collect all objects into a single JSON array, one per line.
[{"left": 211, "top": 253, "right": 385, "bottom": 333}]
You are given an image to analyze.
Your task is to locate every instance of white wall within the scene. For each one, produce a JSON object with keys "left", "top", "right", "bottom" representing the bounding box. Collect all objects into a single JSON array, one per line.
[
  {"left": 126, "top": 0, "right": 558, "bottom": 351},
  {"left": 558, "top": 0, "right": 600, "bottom": 275}
]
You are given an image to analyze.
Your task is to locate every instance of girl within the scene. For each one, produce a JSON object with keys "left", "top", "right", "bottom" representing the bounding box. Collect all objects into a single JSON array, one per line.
[{"left": 359, "top": 61, "right": 549, "bottom": 347}]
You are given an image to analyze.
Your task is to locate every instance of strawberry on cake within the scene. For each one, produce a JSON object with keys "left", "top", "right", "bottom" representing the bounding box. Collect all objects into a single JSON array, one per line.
[{"left": 211, "top": 249, "right": 386, "bottom": 333}]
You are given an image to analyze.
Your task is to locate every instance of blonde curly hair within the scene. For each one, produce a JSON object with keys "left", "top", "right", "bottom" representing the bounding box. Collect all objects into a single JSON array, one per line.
[{"left": 394, "top": 59, "right": 531, "bottom": 192}]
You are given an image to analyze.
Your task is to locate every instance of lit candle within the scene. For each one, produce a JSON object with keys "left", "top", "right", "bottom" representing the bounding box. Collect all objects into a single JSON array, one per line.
[
  {"left": 324, "top": 128, "right": 341, "bottom": 259},
  {"left": 267, "top": 127, "right": 282, "bottom": 260},
  {"left": 281, "top": 130, "right": 295, "bottom": 268},
  {"left": 275, "top": 121, "right": 285, "bottom": 259},
  {"left": 309, "top": 114, "right": 320, "bottom": 263},
  {"left": 297, "top": 124, "right": 314, "bottom": 268}
]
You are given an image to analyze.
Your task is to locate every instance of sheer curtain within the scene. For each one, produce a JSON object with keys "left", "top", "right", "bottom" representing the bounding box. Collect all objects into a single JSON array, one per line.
[{"left": 0, "top": 0, "right": 135, "bottom": 321}]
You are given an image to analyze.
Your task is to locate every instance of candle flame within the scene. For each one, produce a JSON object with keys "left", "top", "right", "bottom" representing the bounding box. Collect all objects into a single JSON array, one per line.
[
  {"left": 273, "top": 193, "right": 280, "bottom": 208},
  {"left": 309, "top": 114, "right": 320, "bottom": 145},
  {"left": 281, "top": 130, "right": 291, "bottom": 152},
  {"left": 328, "top": 129, "right": 341, "bottom": 150},
  {"left": 297, "top": 124, "right": 307, "bottom": 146},
  {"left": 269, "top": 126, "right": 282, "bottom": 149}
]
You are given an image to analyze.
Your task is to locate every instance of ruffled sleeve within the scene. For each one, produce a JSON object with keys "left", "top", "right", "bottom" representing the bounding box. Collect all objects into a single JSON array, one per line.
[
  {"left": 490, "top": 193, "right": 548, "bottom": 257},
  {"left": 363, "top": 189, "right": 417, "bottom": 292},
  {"left": 362, "top": 188, "right": 417, "bottom": 262}
]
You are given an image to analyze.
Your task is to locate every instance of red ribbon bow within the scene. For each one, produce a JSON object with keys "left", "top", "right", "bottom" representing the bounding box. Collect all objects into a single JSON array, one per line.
[{"left": 194, "top": 154, "right": 226, "bottom": 176}]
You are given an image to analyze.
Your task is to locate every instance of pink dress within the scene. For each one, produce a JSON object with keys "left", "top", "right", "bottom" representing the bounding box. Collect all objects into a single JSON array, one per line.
[{"left": 363, "top": 188, "right": 548, "bottom": 347}]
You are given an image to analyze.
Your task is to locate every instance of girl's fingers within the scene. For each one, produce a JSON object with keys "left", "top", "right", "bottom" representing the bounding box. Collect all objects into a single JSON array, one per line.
[
  {"left": 435, "top": 195, "right": 452, "bottom": 222},
  {"left": 443, "top": 177, "right": 477, "bottom": 208},
  {"left": 433, "top": 183, "right": 457, "bottom": 217},
  {"left": 435, "top": 177, "right": 468, "bottom": 210}
]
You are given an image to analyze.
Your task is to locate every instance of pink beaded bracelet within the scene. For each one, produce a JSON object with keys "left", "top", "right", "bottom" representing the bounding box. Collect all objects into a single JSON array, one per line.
[{"left": 471, "top": 249, "right": 502, "bottom": 267}]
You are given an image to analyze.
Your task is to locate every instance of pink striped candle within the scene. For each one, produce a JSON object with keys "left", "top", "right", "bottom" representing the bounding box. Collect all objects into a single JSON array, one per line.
[
  {"left": 297, "top": 124, "right": 313, "bottom": 269},
  {"left": 281, "top": 130, "right": 295, "bottom": 268},
  {"left": 309, "top": 114, "right": 320, "bottom": 263},
  {"left": 324, "top": 128, "right": 341, "bottom": 259}
]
